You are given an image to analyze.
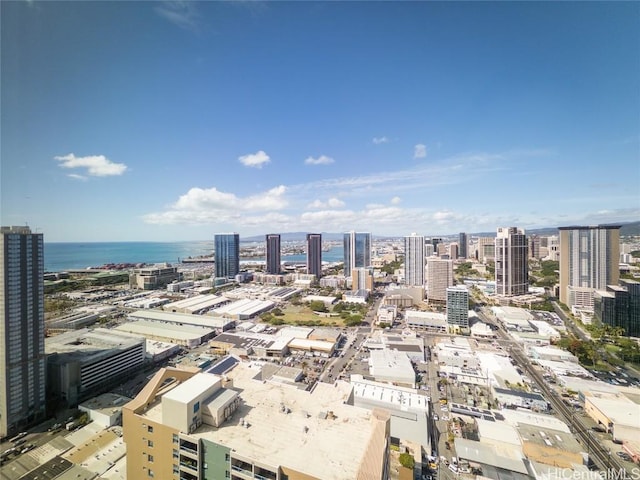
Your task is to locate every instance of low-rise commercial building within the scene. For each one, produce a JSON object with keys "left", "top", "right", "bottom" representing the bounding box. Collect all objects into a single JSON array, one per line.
[
  {"left": 584, "top": 391, "right": 640, "bottom": 442},
  {"left": 368, "top": 349, "right": 416, "bottom": 388},
  {"left": 115, "top": 320, "right": 216, "bottom": 348},
  {"left": 405, "top": 310, "right": 447, "bottom": 332},
  {"left": 129, "top": 264, "right": 180, "bottom": 290},
  {"left": 163, "top": 294, "right": 229, "bottom": 314},
  {"left": 350, "top": 375, "right": 430, "bottom": 453},
  {"left": 128, "top": 309, "right": 235, "bottom": 331},
  {"left": 78, "top": 393, "right": 131, "bottom": 428},
  {"left": 46, "top": 328, "right": 146, "bottom": 406}
]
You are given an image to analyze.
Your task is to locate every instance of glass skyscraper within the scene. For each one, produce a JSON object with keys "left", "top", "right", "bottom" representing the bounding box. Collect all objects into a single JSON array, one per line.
[
  {"left": 214, "top": 233, "right": 240, "bottom": 279},
  {"left": 1, "top": 226, "right": 46, "bottom": 438},
  {"left": 306, "top": 233, "right": 322, "bottom": 278},
  {"left": 343, "top": 231, "right": 371, "bottom": 278},
  {"left": 265, "top": 234, "right": 281, "bottom": 275}
]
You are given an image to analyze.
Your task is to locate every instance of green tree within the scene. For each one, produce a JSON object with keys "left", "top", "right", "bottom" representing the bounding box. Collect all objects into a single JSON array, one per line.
[
  {"left": 308, "top": 301, "right": 327, "bottom": 313},
  {"left": 399, "top": 452, "right": 415, "bottom": 470}
]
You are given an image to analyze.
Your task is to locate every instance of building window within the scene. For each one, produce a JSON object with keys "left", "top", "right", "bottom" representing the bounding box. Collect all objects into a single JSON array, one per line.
[
  {"left": 173, "top": 449, "right": 179, "bottom": 459},
  {"left": 148, "top": 454, "right": 154, "bottom": 462},
  {"left": 225, "top": 453, "right": 230, "bottom": 462},
  {"left": 147, "top": 440, "right": 154, "bottom": 447},
  {"left": 225, "top": 471, "right": 230, "bottom": 478},
  {"left": 172, "top": 433, "right": 179, "bottom": 443},
  {"left": 147, "top": 469, "right": 154, "bottom": 478},
  {"left": 147, "top": 425, "right": 154, "bottom": 433},
  {"left": 193, "top": 401, "right": 200, "bottom": 413},
  {"left": 173, "top": 465, "right": 179, "bottom": 475}
]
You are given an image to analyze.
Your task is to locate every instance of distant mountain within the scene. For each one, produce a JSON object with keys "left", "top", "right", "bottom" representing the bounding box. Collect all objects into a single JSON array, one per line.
[
  {"left": 620, "top": 220, "right": 640, "bottom": 236},
  {"left": 239, "top": 221, "right": 640, "bottom": 243}
]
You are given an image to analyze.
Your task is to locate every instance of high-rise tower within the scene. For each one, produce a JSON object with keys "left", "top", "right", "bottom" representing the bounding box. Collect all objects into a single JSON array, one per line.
[
  {"left": 495, "top": 227, "right": 528, "bottom": 296},
  {"left": 559, "top": 225, "right": 620, "bottom": 309},
  {"left": 404, "top": 233, "right": 425, "bottom": 287},
  {"left": 214, "top": 233, "right": 240, "bottom": 279},
  {"left": 458, "top": 232, "right": 468, "bottom": 259},
  {"left": 306, "top": 233, "right": 322, "bottom": 278},
  {"left": 426, "top": 258, "right": 453, "bottom": 302},
  {"left": 343, "top": 231, "right": 371, "bottom": 278},
  {"left": 447, "top": 286, "right": 469, "bottom": 329},
  {"left": 1, "top": 226, "right": 47, "bottom": 438},
  {"left": 265, "top": 234, "right": 281, "bottom": 275}
]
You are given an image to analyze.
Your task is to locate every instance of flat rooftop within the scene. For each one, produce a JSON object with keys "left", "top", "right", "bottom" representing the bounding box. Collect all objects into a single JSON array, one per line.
[
  {"left": 141, "top": 363, "right": 382, "bottom": 479},
  {"left": 45, "top": 328, "right": 144, "bottom": 362},
  {"left": 115, "top": 320, "right": 214, "bottom": 342}
]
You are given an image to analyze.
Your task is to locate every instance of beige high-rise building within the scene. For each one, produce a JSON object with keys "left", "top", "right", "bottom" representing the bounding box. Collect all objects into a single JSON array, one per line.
[
  {"left": 477, "top": 237, "right": 495, "bottom": 262},
  {"left": 352, "top": 267, "right": 374, "bottom": 291},
  {"left": 123, "top": 362, "right": 390, "bottom": 480},
  {"left": 559, "top": 225, "right": 620, "bottom": 310},
  {"left": 427, "top": 258, "right": 453, "bottom": 302}
]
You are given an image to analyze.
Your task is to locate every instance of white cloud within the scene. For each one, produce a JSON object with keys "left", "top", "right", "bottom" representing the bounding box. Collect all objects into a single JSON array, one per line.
[
  {"left": 155, "top": 1, "right": 201, "bottom": 32},
  {"left": 54, "top": 153, "right": 127, "bottom": 177},
  {"left": 143, "top": 185, "right": 288, "bottom": 225},
  {"left": 239, "top": 150, "right": 270, "bottom": 168},
  {"left": 307, "top": 197, "right": 345, "bottom": 209},
  {"left": 414, "top": 144, "right": 427, "bottom": 159},
  {"left": 67, "top": 174, "right": 87, "bottom": 181},
  {"left": 304, "top": 155, "right": 334, "bottom": 165},
  {"left": 372, "top": 136, "right": 389, "bottom": 145},
  {"left": 143, "top": 148, "right": 560, "bottom": 234}
]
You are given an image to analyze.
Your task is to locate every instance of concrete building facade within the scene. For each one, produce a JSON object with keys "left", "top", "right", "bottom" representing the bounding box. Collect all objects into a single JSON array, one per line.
[
  {"left": 426, "top": 258, "right": 453, "bottom": 302},
  {"left": 123, "top": 364, "right": 390, "bottom": 480},
  {"left": 129, "top": 264, "right": 180, "bottom": 290},
  {"left": 559, "top": 225, "right": 620, "bottom": 310},
  {"left": 404, "top": 233, "right": 426, "bottom": 287}
]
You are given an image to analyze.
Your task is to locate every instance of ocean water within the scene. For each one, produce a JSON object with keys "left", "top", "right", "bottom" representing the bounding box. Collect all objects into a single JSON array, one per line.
[{"left": 44, "top": 242, "right": 344, "bottom": 272}]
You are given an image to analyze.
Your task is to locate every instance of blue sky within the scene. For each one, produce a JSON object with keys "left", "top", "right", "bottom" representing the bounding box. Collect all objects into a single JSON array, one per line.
[{"left": 2, "top": 1, "right": 639, "bottom": 242}]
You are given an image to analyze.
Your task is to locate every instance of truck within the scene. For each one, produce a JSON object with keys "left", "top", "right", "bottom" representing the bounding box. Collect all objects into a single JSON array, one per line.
[{"left": 66, "top": 418, "right": 85, "bottom": 431}]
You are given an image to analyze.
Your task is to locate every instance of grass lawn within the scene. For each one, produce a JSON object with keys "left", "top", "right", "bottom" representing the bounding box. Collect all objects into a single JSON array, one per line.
[
  {"left": 604, "top": 344, "right": 621, "bottom": 355},
  {"left": 277, "top": 304, "right": 345, "bottom": 327}
]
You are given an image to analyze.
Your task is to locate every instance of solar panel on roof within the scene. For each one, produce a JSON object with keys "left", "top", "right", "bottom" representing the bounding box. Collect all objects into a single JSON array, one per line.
[{"left": 206, "top": 356, "right": 239, "bottom": 375}]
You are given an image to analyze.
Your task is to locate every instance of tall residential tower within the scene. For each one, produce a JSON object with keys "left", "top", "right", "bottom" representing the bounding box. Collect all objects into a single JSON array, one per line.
[
  {"left": 458, "top": 232, "right": 468, "bottom": 259},
  {"left": 495, "top": 227, "right": 529, "bottom": 296},
  {"left": 559, "top": 225, "right": 620, "bottom": 310},
  {"left": 265, "top": 234, "right": 281, "bottom": 275},
  {"left": 306, "top": 233, "right": 322, "bottom": 278},
  {"left": 404, "top": 233, "right": 426, "bottom": 287},
  {"left": 214, "top": 233, "right": 240, "bottom": 279},
  {"left": 1, "top": 226, "right": 47, "bottom": 438},
  {"left": 343, "top": 231, "right": 371, "bottom": 278}
]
